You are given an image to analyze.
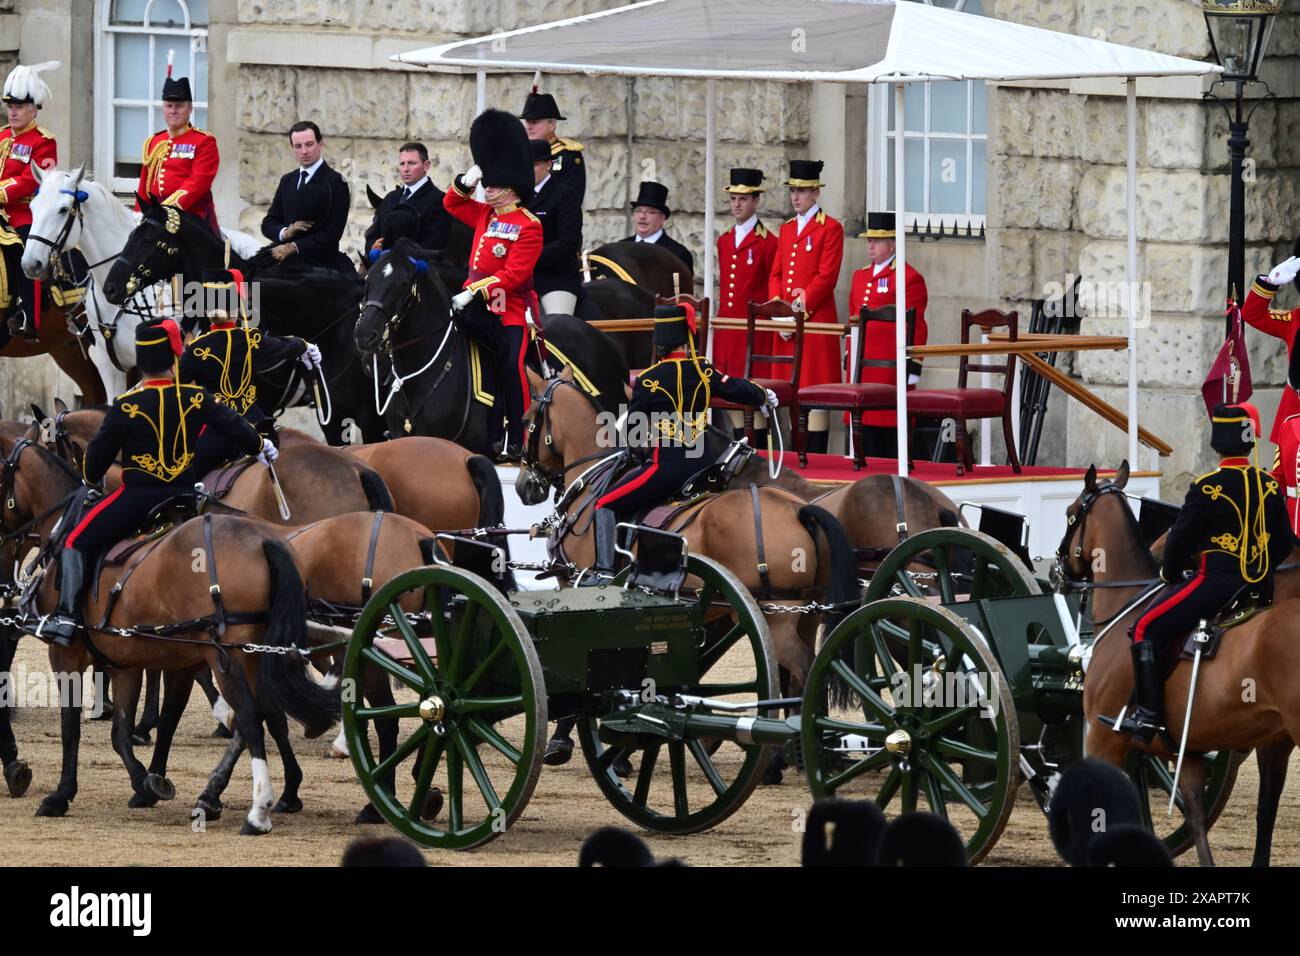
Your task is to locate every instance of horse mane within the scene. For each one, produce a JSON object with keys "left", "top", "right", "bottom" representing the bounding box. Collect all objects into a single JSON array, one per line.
[{"left": 1100, "top": 480, "right": 1158, "bottom": 576}]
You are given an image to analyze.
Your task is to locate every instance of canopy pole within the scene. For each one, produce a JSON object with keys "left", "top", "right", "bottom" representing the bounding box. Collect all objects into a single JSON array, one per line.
[
  {"left": 475, "top": 70, "right": 487, "bottom": 202},
  {"left": 894, "top": 81, "right": 908, "bottom": 479},
  {"left": 1125, "top": 77, "right": 1138, "bottom": 469},
  {"left": 705, "top": 78, "right": 717, "bottom": 354}
]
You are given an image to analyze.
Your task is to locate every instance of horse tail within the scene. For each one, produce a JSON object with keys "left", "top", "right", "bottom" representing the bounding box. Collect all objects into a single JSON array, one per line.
[
  {"left": 465, "top": 453, "right": 503, "bottom": 528},
  {"left": 798, "top": 504, "right": 863, "bottom": 711},
  {"left": 356, "top": 465, "right": 395, "bottom": 512},
  {"left": 255, "top": 539, "right": 340, "bottom": 738}
]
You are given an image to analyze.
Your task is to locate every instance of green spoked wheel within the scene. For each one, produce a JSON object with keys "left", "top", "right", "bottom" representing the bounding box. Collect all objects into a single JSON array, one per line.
[
  {"left": 1127, "top": 748, "right": 1243, "bottom": 858},
  {"left": 865, "top": 527, "right": 1041, "bottom": 603},
  {"left": 577, "top": 554, "right": 778, "bottom": 834},
  {"left": 802, "top": 597, "right": 1019, "bottom": 865},
  {"left": 342, "top": 566, "right": 546, "bottom": 850}
]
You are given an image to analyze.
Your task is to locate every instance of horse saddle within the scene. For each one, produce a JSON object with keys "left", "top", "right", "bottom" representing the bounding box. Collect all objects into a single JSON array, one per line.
[
  {"left": 198, "top": 457, "right": 257, "bottom": 501},
  {"left": 676, "top": 440, "right": 754, "bottom": 498},
  {"left": 1158, "top": 582, "right": 1272, "bottom": 678},
  {"left": 620, "top": 524, "right": 689, "bottom": 594}
]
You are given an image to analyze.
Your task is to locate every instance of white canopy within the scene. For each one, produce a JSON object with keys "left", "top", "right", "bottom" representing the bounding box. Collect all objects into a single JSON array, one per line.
[
  {"left": 395, "top": 0, "right": 1218, "bottom": 83},
  {"left": 397, "top": 0, "right": 1222, "bottom": 476}
]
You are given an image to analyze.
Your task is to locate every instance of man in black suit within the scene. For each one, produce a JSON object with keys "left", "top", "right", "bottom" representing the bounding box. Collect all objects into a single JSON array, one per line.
[
  {"left": 260, "top": 120, "right": 352, "bottom": 273},
  {"left": 364, "top": 141, "right": 453, "bottom": 253},
  {"left": 623, "top": 181, "right": 693, "bottom": 274},
  {"left": 527, "top": 138, "right": 582, "bottom": 315}
]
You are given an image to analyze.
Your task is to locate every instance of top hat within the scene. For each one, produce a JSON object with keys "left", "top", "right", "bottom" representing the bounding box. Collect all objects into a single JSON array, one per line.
[
  {"left": 784, "top": 159, "right": 825, "bottom": 188},
  {"left": 630, "top": 180, "right": 671, "bottom": 217},
  {"left": 860, "top": 211, "right": 896, "bottom": 239},
  {"left": 723, "top": 168, "right": 765, "bottom": 195}
]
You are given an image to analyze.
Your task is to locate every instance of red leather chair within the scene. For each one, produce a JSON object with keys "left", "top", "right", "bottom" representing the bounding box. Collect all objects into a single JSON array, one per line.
[
  {"left": 907, "top": 308, "right": 1022, "bottom": 476},
  {"left": 711, "top": 298, "right": 804, "bottom": 452},
  {"left": 796, "top": 305, "right": 916, "bottom": 469}
]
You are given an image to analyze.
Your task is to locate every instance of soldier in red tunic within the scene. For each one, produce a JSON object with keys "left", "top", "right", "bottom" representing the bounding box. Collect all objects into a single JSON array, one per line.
[
  {"left": 445, "top": 109, "right": 543, "bottom": 459},
  {"left": 136, "top": 53, "right": 219, "bottom": 235},
  {"left": 0, "top": 60, "right": 58, "bottom": 339},
  {"left": 846, "top": 211, "right": 929, "bottom": 458},
  {"left": 1242, "top": 254, "right": 1300, "bottom": 465},
  {"left": 714, "top": 167, "right": 778, "bottom": 378},
  {"left": 767, "top": 159, "right": 845, "bottom": 454}
]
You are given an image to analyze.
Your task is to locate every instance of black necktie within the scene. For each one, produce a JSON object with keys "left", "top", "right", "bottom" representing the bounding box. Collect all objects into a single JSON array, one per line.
[
  {"left": 401, "top": 187, "right": 412, "bottom": 202},
  {"left": 298, "top": 170, "right": 307, "bottom": 190}
]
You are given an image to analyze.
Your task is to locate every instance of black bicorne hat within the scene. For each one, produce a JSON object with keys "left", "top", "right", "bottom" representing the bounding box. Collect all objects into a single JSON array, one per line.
[
  {"left": 784, "top": 159, "right": 825, "bottom": 188},
  {"left": 1211, "top": 403, "right": 1257, "bottom": 455},
  {"left": 161, "top": 74, "right": 192, "bottom": 103},
  {"left": 860, "top": 211, "right": 896, "bottom": 239},
  {"left": 520, "top": 92, "right": 565, "bottom": 121},
  {"left": 630, "top": 181, "right": 671, "bottom": 217},
  {"left": 135, "top": 318, "right": 182, "bottom": 373},
  {"left": 470, "top": 108, "right": 534, "bottom": 204},
  {"left": 653, "top": 303, "right": 695, "bottom": 351},
  {"left": 723, "top": 168, "right": 764, "bottom": 194}
]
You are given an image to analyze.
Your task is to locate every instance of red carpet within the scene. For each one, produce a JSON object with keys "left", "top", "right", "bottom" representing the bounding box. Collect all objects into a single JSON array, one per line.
[{"left": 758, "top": 451, "right": 1119, "bottom": 485}]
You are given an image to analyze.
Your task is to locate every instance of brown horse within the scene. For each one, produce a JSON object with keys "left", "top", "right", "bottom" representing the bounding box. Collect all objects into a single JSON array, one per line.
[
  {"left": 517, "top": 369, "right": 859, "bottom": 696},
  {"left": 1, "top": 300, "right": 107, "bottom": 406},
  {"left": 0, "top": 433, "right": 339, "bottom": 834},
  {"left": 30, "top": 403, "right": 393, "bottom": 525},
  {"left": 1061, "top": 462, "right": 1300, "bottom": 866}
]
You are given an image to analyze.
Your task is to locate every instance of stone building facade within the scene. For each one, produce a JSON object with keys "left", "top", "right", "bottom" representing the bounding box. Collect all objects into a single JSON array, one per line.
[{"left": 2, "top": 0, "right": 1299, "bottom": 495}]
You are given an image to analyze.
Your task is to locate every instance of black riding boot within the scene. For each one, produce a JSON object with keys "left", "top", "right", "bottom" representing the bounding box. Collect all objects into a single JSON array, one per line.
[
  {"left": 1118, "top": 641, "right": 1163, "bottom": 744},
  {"left": 28, "top": 549, "right": 87, "bottom": 647},
  {"left": 580, "top": 508, "right": 619, "bottom": 586}
]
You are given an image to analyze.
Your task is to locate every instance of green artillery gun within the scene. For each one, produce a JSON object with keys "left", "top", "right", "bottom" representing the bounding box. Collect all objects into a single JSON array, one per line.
[{"left": 341, "top": 525, "right": 1237, "bottom": 862}]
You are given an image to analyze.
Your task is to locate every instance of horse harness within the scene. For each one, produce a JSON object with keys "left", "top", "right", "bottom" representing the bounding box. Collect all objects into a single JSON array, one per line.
[
  {"left": 287, "top": 509, "right": 388, "bottom": 626},
  {"left": 811, "top": 473, "right": 911, "bottom": 564}
]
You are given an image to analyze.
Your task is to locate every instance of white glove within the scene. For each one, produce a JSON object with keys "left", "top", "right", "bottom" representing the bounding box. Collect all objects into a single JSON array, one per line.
[
  {"left": 462, "top": 165, "right": 483, "bottom": 189},
  {"left": 764, "top": 388, "right": 780, "bottom": 409},
  {"left": 451, "top": 289, "right": 474, "bottom": 312},
  {"left": 257, "top": 438, "right": 278, "bottom": 466},
  {"left": 1268, "top": 256, "right": 1300, "bottom": 286},
  {"left": 774, "top": 314, "right": 795, "bottom": 342},
  {"left": 301, "top": 343, "right": 322, "bottom": 369}
]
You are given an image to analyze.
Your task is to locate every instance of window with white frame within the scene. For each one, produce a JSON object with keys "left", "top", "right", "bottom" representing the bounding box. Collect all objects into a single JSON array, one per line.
[
  {"left": 95, "top": 0, "right": 209, "bottom": 194},
  {"left": 868, "top": 0, "right": 988, "bottom": 233}
]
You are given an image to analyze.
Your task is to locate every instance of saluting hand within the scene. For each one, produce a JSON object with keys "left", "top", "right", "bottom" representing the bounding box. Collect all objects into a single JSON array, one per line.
[
  {"left": 1268, "top": 256, "right": 1300, "bottom": 286},
  {"left": 462, "top": 165, "right": 483, "bottom": 189}
]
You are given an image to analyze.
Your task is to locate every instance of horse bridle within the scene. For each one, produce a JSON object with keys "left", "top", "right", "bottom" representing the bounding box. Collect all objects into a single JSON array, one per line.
[
  {"left": 361, "top": 272, "right": 422, "bottom": 353},
  {"left": 521, "top": 377, "right": 620, "bottom": 499}
]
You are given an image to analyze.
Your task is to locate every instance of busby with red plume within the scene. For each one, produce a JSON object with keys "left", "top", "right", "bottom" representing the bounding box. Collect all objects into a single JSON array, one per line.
[
  {"left": 469, "top": 108, "right": 534, "bottom": 204},
  {"left": 135, "top": 318, "right": 183, "bottom": 373},
  {"left": 653, "top": 302, "right": 697, "bottom": 352}
]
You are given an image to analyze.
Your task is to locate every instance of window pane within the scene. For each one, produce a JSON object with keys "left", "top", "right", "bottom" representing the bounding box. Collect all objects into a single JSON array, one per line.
[
  {"left": 114, "top": 34, "right": 150, "bottom": 101},
  {"left": 146, "top": 0, "right": 188, "bottom": 28},
  {"left": 929, "top": 139, "right": 967, "bottom": 214},
  {"left": 904, "top": 82, "right": 924, "bottom": 132},
  {"left": 885, "top": 137, "right": 924, "bottom": 212},
  {"left": 972, "top": 140, "right": 987, "bottom": 216},
  {"left": 111, "top": 0, "right": 149, "bottom": 24},
  {"left": 971, "top": 79, "right": 987, "bottom": 135},
  {"left": 115, "top": 107, "right": 149, "bottom": 178},
  {"left": 929, "top": 80, "right": 967, "bottom": 134},
  {"left": 194, "top": 50, "right": 209, "bottom": 103},
  {"left": 186, "top": 0, "right": 210, "bottom": 24},
  {"left": 193, "top": 106, "right": 207, "bottom": 129}
]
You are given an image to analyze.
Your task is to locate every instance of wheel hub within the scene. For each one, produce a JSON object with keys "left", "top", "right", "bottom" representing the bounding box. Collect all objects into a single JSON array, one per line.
[
  {"left": 885, "top": 728, "right": 912, "bottom": 756},
  {"left": 418, "top": 695, "right": 447, "bottom": 723}
]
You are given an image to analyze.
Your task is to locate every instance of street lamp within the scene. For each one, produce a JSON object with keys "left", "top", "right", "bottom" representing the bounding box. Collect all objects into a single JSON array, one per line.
[{"left": 1202, "top": 0, "right": 1280, "bottom": 326}]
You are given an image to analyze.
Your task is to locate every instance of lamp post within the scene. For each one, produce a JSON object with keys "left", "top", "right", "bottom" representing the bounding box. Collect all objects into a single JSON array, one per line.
[{"left": 1202, "top": 0, "right": 1280, "bottom": 330}]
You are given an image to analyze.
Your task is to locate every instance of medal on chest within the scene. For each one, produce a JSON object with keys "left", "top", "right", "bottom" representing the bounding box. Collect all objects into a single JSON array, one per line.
[
  {"left": 11, "top": 143, "right": 31, "bottom": 164},
  {"left": 171, "top": 142, "right": 196, "bottom": 160},
  {"left": 551, "top": 156, "right": 561, "bottom": 173},
  {"left": 492, "top": 242, "right": 507, "bottom": 257},
  {"left": 747, "top": 249, "right": 753, "bottom": 266},
  {"left": 805, "top": 236, "right": 813, "bottom": 253},
  {"left": 877, "top": 277, "right": 889, "bottom": 294},
  {"left": 485, "top": 220, "right": 520, "bottom": 241}
]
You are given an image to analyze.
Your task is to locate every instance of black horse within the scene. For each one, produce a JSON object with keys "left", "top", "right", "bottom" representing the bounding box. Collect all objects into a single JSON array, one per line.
[
  {"left": 357, "top": 239, "right": 632, "bottom": 450},
  {"left": 99, "top": 198, "right": 387, "bottom": 444}
]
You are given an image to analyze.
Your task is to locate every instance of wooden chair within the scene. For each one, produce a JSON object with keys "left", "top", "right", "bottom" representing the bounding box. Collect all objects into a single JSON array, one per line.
[
  {"left": 710, "top": 298, "right": 805, "bottom": 452},
  {"left": 654, "top": 293, "right": 710, "bottom": 356},
  {"left": 907, "top": 308, "right": 1022, "bottom": 476},
  {"left": 796, "top": 305, "right": 916, "bottom": 470}
]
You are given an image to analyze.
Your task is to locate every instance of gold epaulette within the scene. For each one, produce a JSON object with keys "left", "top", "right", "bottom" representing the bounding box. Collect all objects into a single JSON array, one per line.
[
  {"left": 520, "top": 207, "right": 540, "bottom": 224},
  {"left": 552, "top": 138, "right": 583, "bottom": 154},
  {"left": 35, "top": 126, "right": 54, "bottom": 140},
  {"left": 815, "top": 210, "right": 826, "bottom": 225}
]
